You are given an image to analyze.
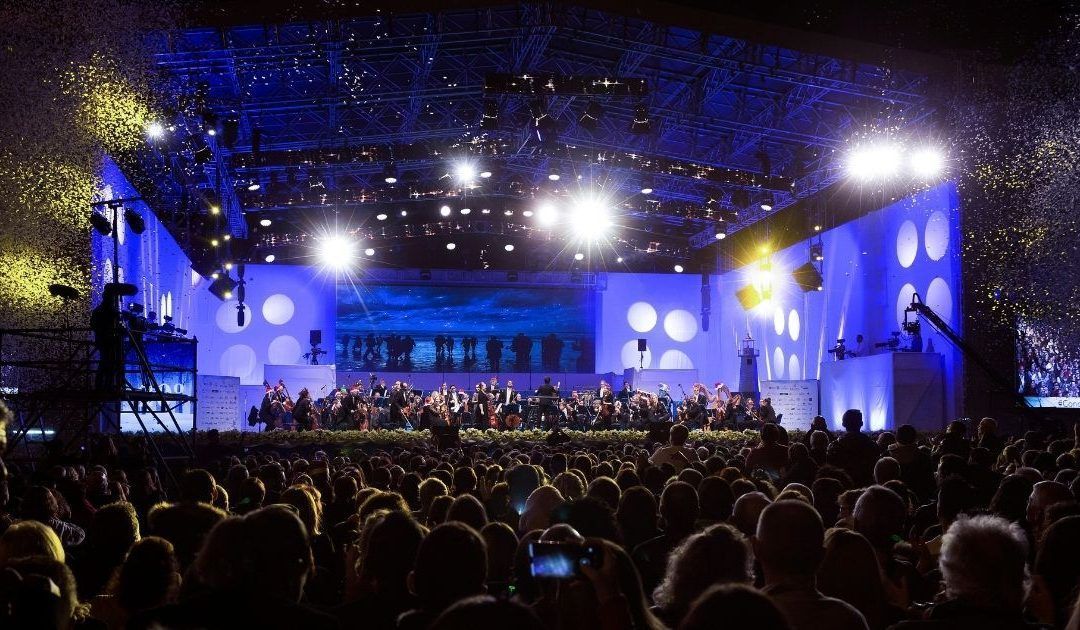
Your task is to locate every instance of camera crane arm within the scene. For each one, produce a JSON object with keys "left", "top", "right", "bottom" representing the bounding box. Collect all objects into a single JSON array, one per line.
[{"left": 904, "top": 294, "right": 1033, "bottom": 414}]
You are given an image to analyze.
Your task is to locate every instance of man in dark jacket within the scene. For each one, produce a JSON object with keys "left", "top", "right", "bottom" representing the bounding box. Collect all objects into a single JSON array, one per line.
[{"left": 826, "top": 409, "right": 880, "bottom": 488}]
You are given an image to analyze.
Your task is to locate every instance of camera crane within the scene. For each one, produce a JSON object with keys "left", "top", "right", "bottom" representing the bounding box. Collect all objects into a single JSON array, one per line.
[{"left": 903, "top": 293, "right": 1035, "bottom": 419}]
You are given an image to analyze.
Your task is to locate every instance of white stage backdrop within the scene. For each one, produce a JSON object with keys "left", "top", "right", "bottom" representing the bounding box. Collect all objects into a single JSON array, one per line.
[{"left": 820, "top": 352, "right": 944, "bottom": 431}]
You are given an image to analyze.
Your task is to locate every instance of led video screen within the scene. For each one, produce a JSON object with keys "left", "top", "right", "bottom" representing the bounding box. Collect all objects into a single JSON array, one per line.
[
  {"left": 336, "top": 284, "right": 595, "bottom": 373},
  {"left": 1017, "top": 319, "right": 1080, "bottom": 408}
]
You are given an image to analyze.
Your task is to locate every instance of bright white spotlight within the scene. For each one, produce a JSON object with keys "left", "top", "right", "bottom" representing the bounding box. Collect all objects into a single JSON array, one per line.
[
  {"left": 223, "top": 234, "right": 231, "bottom": 241},
  {"left": 264, "top": 254, "right": 276, "bottom": 263},
  {"left": 674, "top": 264, "right": 684, "bottom": 273},
  {"left": 207, "top": 128, "right": 217, "bottom": 137},
  {"left": 568, "top": 194, "right": 612, "bottom": 240},
  {"left": 319, "top": 235, "right": 356, "bottom": 271},
  {"left": 481, "top": 208, "right": 491, "bottom": 214},
  {"left": 504, "top": 244, "right": 515, "bottom": 252},
  {"left": 209, "top": 205, "right": 220, "bottom": 215},
  {"left": 460, "top": 208, "right": 472, "bottom": 215},
  {"left": 761, "top": 203, "right": 773, "bottom": 212},
  {"left": 910, "top": 147, "right": 945, "bottom": 178},
  {"left": 574, "top": 252, "right": 584, "bottom": 261},
  {"left": 454, "top": 162, "right": 478, "bottom": 183},
  {"left": 536, "top": 203, "right": 559, "bottom": 226},
  {"left": 715, "top": 231, "right": 727, "bottom": 240},
  {"left": 548, "top": 173, "right": 561, "bottom": 181},
  {"left": 247, "top": 182, "right": 261, "bottom": 191},
  {"left": 446, "top": 242, "right": 457, "bottom": 250},
  {"left": 145, "top": 121, "right": 166, "bottom": 139},
  {"left": 376, "top": 213, "right": 387, "bottom": 221},
  {"left": 522, "top": 210, "right": 534, "bottom": 217},
  {"left": 503, "top": 209, "right": 513, "bottom": 216},
  {"left": 259, "top": 218, "right": 272, "bottom": 227},
  {"left": 616, "top": 256, "right": 624, "bottom": 263},
  {"left": 365, "top": 248, "right": 375, "bottom": 256},
  {"left": 847, "top": 143, "right": 903, "bottom": 180},
  {"left": 400, "top": 210, "right": 408, "bottom": 217},
  {"left": 479, "top": 170, "right": 492, "bottom": 178},
  {"left": 439, "top": 205, "right": 452, "bottom": 217}
]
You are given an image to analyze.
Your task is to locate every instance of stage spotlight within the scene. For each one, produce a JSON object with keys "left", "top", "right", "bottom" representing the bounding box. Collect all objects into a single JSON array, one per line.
[
  {"left": 264, "top": 254, "right": 276, "bottom": 263},
  {"left": 503, "top": 209, "right": 513, "bottom": 216},
  {"left": 640, "top": 176, "right": 654, "bottom": 195},
  {"left": 455, "top": 162, "right": 478, "bottom": 183},
  {"left": 90, "top": 212, "right": 112, "bottom": 235},
  {"left": 210, "top": 238, "right": 220, "bottom": 247},
  {"left": 504, "top": 244, "right": 515, "bottom": 252},
  {"left": 259, "top": 218, "right": 272, "bottom": 227},
  {"left": 479, "top": 170, "right": 493, "bottom": 179},
  {"left": 751, "top": 261, "right": 774, "bottom": 297},
  {"left": 207, "top": 128, "right": 217, "bottom": 137},
  {"left": 365, "top": 248, "right": 375, "bottom": 256},
  {"left": 224, "top": 262, "right": 234, "bottom": 271},
  {"left": 574, "top": 252, "right": 584, "bottom": 261},
  {"left": 674, "top": 264, "right": 684, "bottom": 273},
  {"left": 568, "top": 194, "right": 612, "bottom": 240},
  {"left": 376, "top": 213, "right": 388, "bottom": 221},
  {"left": 548, "top": 172, "right": 561, "bottom": 181},
  {"left": 847, "top": 143, "right": 902, "bottom": 180},
  {"left": 383, "top": 164, "right": 398, "bottom": 184},
  {"left": 616, "top": 256, "right": 624, "bottom": 263},
  {"left": 910, "top": 147, "right": 945, "bottom": 178},
  {"left": 145, "top": 121, "right": 166, "bottom": 139},
  {"left": 735, "top": 285, "right": 763, "bottom": 311},
  {"left": 211, "top": 272, "right": 220, "bottom": 280},
  {"left": 223, "top": 234, "right": 231, "bottom": 242},
  {"left": 811, "top": 243, "right": 824, "bottom": 261},
  {"left": 446, "top": 242, "right": 456, "bottom": 250},
  {"left": 522, "top": 210, "right": 534, "bottom": 217},
  {"left": 536, "top": 202, "right": 558, "bottom": 226},
  {"left": 400, "top": 210, "right": 408, "bottom": 217},
  {"left": 630, "top": 103, "right": 651, "bottom": 134},
  {"left": 439, "top": 205, "right": 452, "bottom": 217},
  {"left": 813, "top": 224, "right": 822, "bottom": 232},
  {"left": 715, "top": 231, "right": 727, "bottom": 240},
  {"left": 209, "top": 275, "right": 237, "bottom": 301},
  {"left": 209, "top": 205, "right": 220, "bottom": 215},
  {"left": 793, "top": 262, "right": 824, "bottom": 293},
  {"left": 481, "top": 208, "right": 491, "bottom": 215},
  {"left": 319, "top": 235, "right": 356, "bottom": 271},
  {"left": 247, "top": 181, "right": 261, "bottom": 191},
  {"left": 461, "top": 208, "right": 472, "bottom": 215}
]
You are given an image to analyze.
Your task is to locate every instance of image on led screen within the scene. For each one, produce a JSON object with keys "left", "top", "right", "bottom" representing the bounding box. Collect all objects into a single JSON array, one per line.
[
  {"left": 1017, "top": 319, "right": 1080, "bottom": 405},
  {"left": 336, "top": 284, "right": 595, "bottom": 373}
]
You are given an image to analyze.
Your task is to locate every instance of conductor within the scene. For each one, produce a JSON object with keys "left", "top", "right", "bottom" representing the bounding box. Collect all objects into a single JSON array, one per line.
[{"left": 536, "top": 377, "right": 561, "bottom": 431}]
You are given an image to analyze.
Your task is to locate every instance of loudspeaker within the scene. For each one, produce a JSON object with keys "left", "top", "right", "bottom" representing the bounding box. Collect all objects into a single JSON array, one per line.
[
  {"left": 309, "top": 329, "right": 322, "bottom": 345},
  {"left": 637, "top": 338, "right": 647, "bottom": 352},
  {"left": 792, "top": 262, "right": 824, "bottom": 293},
  {"left": 736, "top": 285, "right": 764, "bottom": 311}
]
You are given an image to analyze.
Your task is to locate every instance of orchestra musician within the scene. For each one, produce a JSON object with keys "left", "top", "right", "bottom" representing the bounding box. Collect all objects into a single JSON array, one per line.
[
  {"left": 292, "top": 388, "right": 315, "bottom": 431},
  {"left": 594, "top": 382, "right": 615, "bottom": 430},
  {"left": 388, "top": 381, "right": 409, "bottom": 429},
  {"left": 258, "top": 383, "right": 282, "bottom": 431},
  {"left": 759, "top": 396, "right": 778, "bottom": 424},
  {"left": 474, "top": 383, "right": 492, "bottom": 428},
  {"left": 657, "top": 384, "right": 674, "bottom": 420},
  {"left": 536, "top": 377, "right": 561, "bottom": 430}
]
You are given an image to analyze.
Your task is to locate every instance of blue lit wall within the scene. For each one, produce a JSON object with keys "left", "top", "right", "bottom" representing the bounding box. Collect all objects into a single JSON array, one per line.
[{"left": 713, "top": 181, "right": 963, "bottom": 428}]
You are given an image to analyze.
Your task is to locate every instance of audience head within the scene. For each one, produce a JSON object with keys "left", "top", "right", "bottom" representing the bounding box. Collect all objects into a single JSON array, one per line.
[
  {"left": 660, "top": 481, "right": 699, "bottom": 534},
  {"left": 755, "top": 500, "right": 825, "bottom": 581},
  {"left": 653, "top": 523, "right": 753, "bottom": 621},
  {"left": 429, "top": 595, "right": 545, "bottom": 630},
  {"left": 841, "top": 409, "right": 863, "bottom": 433},
  {"left": 0, "top": 520, "right": 64, "bottom": 564},
  {"left": 679, "top": 583, "right": 790, "bottom": 630},
  {"left": 114, "top": 536, "right": 180, "bottom": 613},
  {"left": 410, "top": 522, "right": 487, "bottom": 611},
  {"left": 852, "top": 485, "right": 906, "bottom": 552},
  {"left": 669, "top": 424, "right": 690, "bottom": 446},
  {"left": 939, "top": 514, "right": 1029, "bottom": 611}
]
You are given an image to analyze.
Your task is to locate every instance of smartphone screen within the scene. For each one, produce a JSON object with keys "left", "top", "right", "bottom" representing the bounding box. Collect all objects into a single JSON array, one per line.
[{"left": 528, "top": 542, "right": 581, "bottom": 578}]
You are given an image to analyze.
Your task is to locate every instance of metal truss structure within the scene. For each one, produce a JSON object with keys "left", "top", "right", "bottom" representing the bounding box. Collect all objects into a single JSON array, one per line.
[{"left": 138, "top": 2, "right": 938, "bottom": 272}]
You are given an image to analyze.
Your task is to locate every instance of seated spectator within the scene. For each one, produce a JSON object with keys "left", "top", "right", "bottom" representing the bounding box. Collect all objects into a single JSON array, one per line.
[
  {"left": 783, "top": 443, "right": 818, "bottom": 487},
  {"left": 730, "top": 491, "right": 771, "bottom": 537},
  {"left": 20, "top": 486, "right": 85, "bottom": 547},
  {"left": 480, "top": 522, "right": 518, "bottom": 598},
  {"left": 890, "top": 514, "right": 1041, "bottom": 629},
  {"left": 818, "top": 529, "right": 902, "bottom": 630},
  {"left": 756, "top": 500, "right": 868, "bottom": 630},
  {"left": 90, "top": 536, "right": 180, "bottom": 630},
  {"left": 697, "top": 476, "right": 734, "bottom": 526},
  {"left": 827, "top": 409, "right": 880, "bottom": 488},
  {"left": 1028, "top": 481, "right": 1073, "bottom": 542},
  {"left": 520, "top": 485, "right": 565, "bottom": 533},
  {"left": 72, "top": 501, "right": 140, "bottom": 600},
  {"left": 649, "top": 425, "right": 697, "bottom": 472},
  {"left": 2, "top": 556, "right": 81, "bottom": 629},
  {"left": 587, "top": 476, "right": 622, "bottom": 511},
  {"left": 429, "top": 595, "right": 545, "bottom": 630},
  {"left": 652, "top": 523, "right": 753, "bottom": 626},
  {"left": 0, "top": 520, "right": 65, "bottom": 564},
  {"left": 1030, "top": 515, "right": 1080, "bottom": 628},
  {"left": 617, "top": 486, "right": 660, "bottom": 552},
  {"left": 633, "top": 481, "right": 698, "bottom": 594},
  {"left": 400, "top": 522, "right": 487, "bottom": 630},
  {"left": 679, "top": 583, "right": 791, "bottom": 630},
  {"left": 337, "top": 510, "right": 424, "bottom": 630},
  {"left": 131, "top": 505, "right": 336, "bottom": 629},
  {"left": 446, "top": 494, "right": 489, "bottom": 532},
  {"left": 747, "top": 423, "right": 790, "bottom": 481}
]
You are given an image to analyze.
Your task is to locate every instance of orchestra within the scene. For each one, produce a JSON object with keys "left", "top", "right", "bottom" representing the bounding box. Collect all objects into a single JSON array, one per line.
[{"left": 252, "top": 374, "right": 773, "bottom": 433}]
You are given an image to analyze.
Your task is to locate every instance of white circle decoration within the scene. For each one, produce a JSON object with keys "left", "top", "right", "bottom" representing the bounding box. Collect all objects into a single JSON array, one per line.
[
  {"left": 658, "top": 349, "right": 694, "bottom": 369},
  {"left": 219, "top": 344, "right": 256, "bottom": 381},
  {"left": 924, "top": 210, "right": 950, "bottom": 261},
  {"left": 626, "top": 301, "right": 658, "bottom": 333},
  {"left": 663, "top": 309, "right": 698, "bottom": 342},
  {"left": 621, "top": 339, "right": 652, "bottom": 369},
  {"left": 788, "top": 309, "right": 801, "bottom": 342},
  {"left": 925, "top": 277, "right": 954, "bottom": 325},
  {"left": 896, "top": 219, "right": 918, "bottom": 268},
  {"left": 216, "top": 300, "right": 251, "bottom": 333},
  {"left": 268, "top": 335, "right": 304, "bottom": 364},
  {"left": 773, "top": 306, "right": 785, "bottom": 336},
  {"left": 896, "top": 283, "right": 918, "bottom": 329},
  {"left": 789, "top": 354, "right": 801, "bottom": 379},
  {"left": 772, "top": 347, "right": 786, "bottom": 379},
  {"left": 262, "top": 293, "right": 296, "bottom": 326}
]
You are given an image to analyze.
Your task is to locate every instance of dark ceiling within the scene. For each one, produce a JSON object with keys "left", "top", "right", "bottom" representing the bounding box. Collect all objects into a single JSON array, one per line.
[{"left": 124, "top": 1, "right": 980, "bottom": 275}]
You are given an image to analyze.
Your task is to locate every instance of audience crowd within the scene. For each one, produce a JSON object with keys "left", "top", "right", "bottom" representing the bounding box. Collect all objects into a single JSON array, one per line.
[{"left": 2, "top": 402, "right": 1080, "bottom": 630}]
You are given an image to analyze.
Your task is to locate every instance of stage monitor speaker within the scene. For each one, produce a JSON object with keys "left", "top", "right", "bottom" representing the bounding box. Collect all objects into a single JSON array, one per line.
[
  {"left": 735, "top": 285, "right": 763, "bottom": 311},
  {"left": 309, "top": 329, "right": 322, "bottom": 345},
  {"left": 637, "top": 338, "right": 647, "bottom": 352},
  {"left": 792, "top": 262, "right": 824, "bottom": 293}
]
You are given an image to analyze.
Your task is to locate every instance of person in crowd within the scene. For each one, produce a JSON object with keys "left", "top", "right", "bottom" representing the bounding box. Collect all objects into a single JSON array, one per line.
[
  {"left": 827, "top": 410, "right": 881, "bottom": 488},
  {"left": 889, "top": 514, "right": 1043, "bottom": 629},
  {"left": 652, "top": 522, "right": 754, "bottom": 626},
  {"left": 20, "top": 485, "right": 86, "bottom": 547},
  {"left": 817, "top": 528, "right": 903, "bottom": 630},
  {"left": 337, "top": 510, "right": 425, "bottom": 630},
  {"left": 756, "top": 500, "right": 869, "bottom": 630},
  {"left": 399, "top": 522, "right": 488, "bottom": 630},
  {"left": 633, "top": 481, "right": 699, "bottom": 594},
  {"left": 747, "top": 422, "right": 790, "bottom": 481},
  {"left": 90, "top": 536, "right": 181, "bottom": 630},
  {"left": 72, "top": 501, "right": 140, "bottom": 600},
  {"left": 649, "top": 425, "right": 698, "bottom": 471},
  {"left": 679, "top": 583, "right": 791, "bottom": 630}
]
